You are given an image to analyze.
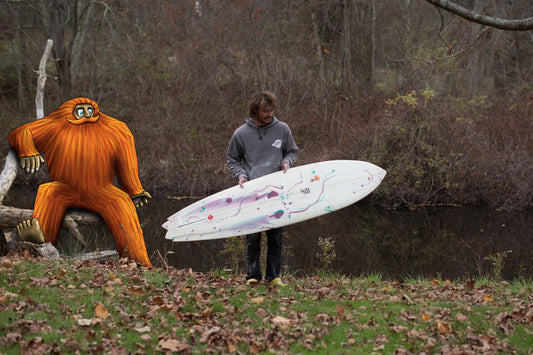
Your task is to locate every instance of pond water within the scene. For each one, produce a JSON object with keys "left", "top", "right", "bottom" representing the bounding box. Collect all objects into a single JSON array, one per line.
[
  {"left": 4, "top": 186, "right": 532, "bottom": 280},
  {"left": 138, "top": 195, "right": 532, "bottom": 281}
]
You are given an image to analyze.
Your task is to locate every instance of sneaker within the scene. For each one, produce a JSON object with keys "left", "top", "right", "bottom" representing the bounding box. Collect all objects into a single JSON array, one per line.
[
  {"left": 268, "top": 278, "right": 286, "bottom": 287},
  {"left": 246, "top": 278, "right": 259, "bottom": 286}
]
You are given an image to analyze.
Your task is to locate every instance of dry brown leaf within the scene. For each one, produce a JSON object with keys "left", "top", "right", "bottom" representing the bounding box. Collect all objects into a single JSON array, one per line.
[
  {"left": 77, "top": 318, "right": 92, "bottom": 326},
  {"left": 271, "top": 315, "right": 291, "bottom": 328},
  {"left": 153, "top": 295, "right": 164, "bottom": 305},
  {"left": 465, "top": 279, "right": 475, "bottom": 290},
  {"left": 227, "top": 343, "right": 238, "bottom": 352},
  {"left": 140, "top": 334, "right": 152, "bottom": 341},
  {"left": 1, "top": 258, "right": 13, "bottom": 268},
  {"left": 199, "top": 326, "right": 221, "bottom": 343},
  {"left": 389, "top": 324, "right": 409, "bottom": 333},
  {"left": 402, "top": 294, "right": 414, "bottom": 304},
  {"left": 127, "top": 285, "right": 144, "bottom": 297},
  {"left": 483, "top": 295, "right": 495, "bottom": 303},
  {"left": 337, "top": 305, "right": 345, "bottom": 319},
  {"left": 94, "top": 303, "right": 109, "bottom": 319},
  {"left": 422, "top": 313, "right": 432, "bottom": 322},
  {"left": 256, "top": 308, "right": 267, "bottom": 318},
  {"left": 200, "top": 307, "right": 213, "bottom": 318},
  {"left": 455, "top": 313, "right": 469, "bottom": 322},
  {"left": 436, "top": 320, "right": 452, "bottom": 335},
  {"left": 3, "top": 333, "right": 22, "bottom": 346},
  {"left": 431, "top": 279, "right": 440, "bottom": 286},
  {"left": 0, "top": 290, "right": 17, "bottom": 305},
  {"left": 373, "top": 334, "right": 388, "bottom": 351},
  {"left": 249, "top": 343, "right": 263, "bottom": 354},
  {"left": 158, "top": 338, "right": 189, "bottom": 352},
  {"left": 0, "top": 295, "right": 8, "bottom": 304},
  {"left": 251, "top": 296, "right": 265, "bottom": 304}
]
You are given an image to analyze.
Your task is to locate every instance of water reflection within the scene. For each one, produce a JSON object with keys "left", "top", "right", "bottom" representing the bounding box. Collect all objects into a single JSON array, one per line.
[
  {"left": 138, "top": 195, "right": 532, "bottom": 280},
  {"left": 4, "top": 186, "right": 532, "bottom": 280}
]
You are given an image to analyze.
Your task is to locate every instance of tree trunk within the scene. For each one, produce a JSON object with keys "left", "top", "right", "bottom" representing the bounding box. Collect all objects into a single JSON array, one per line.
[
  {"left": 0, "top": 150, "right": 19, "bottom": 204},
  {"left": 311, "top": 11, "right": 327, "bottom": 98},
  {"left": 341, "top": 0, "right": 353, "bottom": 91}
]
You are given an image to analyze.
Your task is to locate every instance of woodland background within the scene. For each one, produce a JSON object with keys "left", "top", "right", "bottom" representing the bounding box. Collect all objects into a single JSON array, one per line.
[{"left": 0, "top": 0, "right": 532, "bottom": 211}]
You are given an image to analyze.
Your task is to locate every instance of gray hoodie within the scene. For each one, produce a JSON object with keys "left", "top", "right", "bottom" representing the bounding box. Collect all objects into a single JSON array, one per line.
[{"left": 226, "top": 117, "right": 298, "bottom": 181}]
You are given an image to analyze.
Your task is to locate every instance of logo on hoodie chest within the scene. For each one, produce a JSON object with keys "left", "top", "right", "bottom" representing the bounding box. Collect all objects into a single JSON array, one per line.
[{"left": 272, "top": 139, "right": 282, "bottom": 149}]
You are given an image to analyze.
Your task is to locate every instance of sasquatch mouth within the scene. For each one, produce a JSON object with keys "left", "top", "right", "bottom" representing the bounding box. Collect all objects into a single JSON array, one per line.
[{"left": 67, "top": 114, "right": 100, "bottom": 125}]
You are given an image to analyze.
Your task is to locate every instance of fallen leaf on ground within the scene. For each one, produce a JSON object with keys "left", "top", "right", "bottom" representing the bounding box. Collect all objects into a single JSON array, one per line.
[
  {"left": 251, "top": 296, "right": 265, "bottom": 304},
  {"left": 200, "top": 307, "right": 213, "bottom": 318},
  {"left": 455, "top": 313, "right": 468, "bottom": 322},
  {"left": 158, "top": 338, "right": 189, "bottom": 352},
  {"left": 94, "top": 303, "right": 109, "bottom": 319},
  {"left": 77, "top": 318, "right": 92, "bottom": 326},
  {"left": 271, "top": 315, "right": 291, "bottom": 328},
  {"left": 256, "top": 308, "right": 267, "bottom": 318},
  {"left": 483, "top": 295, "right": 495, "bottom": 303},
  {"left": 436, "top": 320, "right": 452, "bottom": 335},
  {"left": 127, "top": 285, "right": 144, "bottom": 297}
]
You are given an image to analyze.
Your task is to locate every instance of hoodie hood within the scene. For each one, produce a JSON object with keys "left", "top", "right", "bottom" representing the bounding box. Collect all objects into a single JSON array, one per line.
[{"left": 245, "top": 116, "right": 279, "bottom": 140}]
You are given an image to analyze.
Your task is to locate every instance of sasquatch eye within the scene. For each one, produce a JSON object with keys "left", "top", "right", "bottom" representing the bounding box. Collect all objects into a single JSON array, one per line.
[
  {"left": 87, "top": 107, "right": 93, "bottom": 116},
  {"left": 77, "top": 108, "right": 84, "bottom": 117}
]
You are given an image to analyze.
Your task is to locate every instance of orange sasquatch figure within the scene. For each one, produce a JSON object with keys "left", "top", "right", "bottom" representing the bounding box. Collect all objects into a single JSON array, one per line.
[{"left": 9, "top": 97, "right": 153, "bottom": 267}]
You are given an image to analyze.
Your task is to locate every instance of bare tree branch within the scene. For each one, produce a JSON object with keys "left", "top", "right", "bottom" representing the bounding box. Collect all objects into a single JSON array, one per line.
[
  {"left": 35, "top": 39, "right": 54, "bottom": 119},
  {"left": 425, "top": 0, "right": 533, "bottom": 31},
  {"left": 0, "top": 40, "right": 53, "bottom": 204}
]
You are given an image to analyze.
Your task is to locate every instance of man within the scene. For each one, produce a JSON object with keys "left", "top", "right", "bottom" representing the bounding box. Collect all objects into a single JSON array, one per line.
[{"left": 226, "top": 91, "right": 298, "bottom": 286}]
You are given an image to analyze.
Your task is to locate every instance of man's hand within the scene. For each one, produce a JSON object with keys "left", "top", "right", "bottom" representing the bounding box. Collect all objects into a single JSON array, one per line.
[
  {"left": 281, "top": 162, "right": 290, "bottom": 173},
  {"left": 132, "top": 191, "right": 152, "bottom": 207},
  {"left": 19, "top": 154, "right": 45, "bottom": 174},
  {"left": 238, "top": 176, "right": 248, "bottom": 189}
]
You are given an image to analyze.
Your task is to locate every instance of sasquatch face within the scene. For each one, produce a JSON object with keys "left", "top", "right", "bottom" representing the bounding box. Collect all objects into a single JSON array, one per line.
[
  {"left": 64, "top": 98, "right": 100, "bottom": 125},
  {"left": 73, "top": 104, "right": 94, "bottom": 119}
]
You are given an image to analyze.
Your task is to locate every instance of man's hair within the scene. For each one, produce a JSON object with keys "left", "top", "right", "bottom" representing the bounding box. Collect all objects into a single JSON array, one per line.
[{"left": 248, "top": 91, "right": 277, "bottom": 118}]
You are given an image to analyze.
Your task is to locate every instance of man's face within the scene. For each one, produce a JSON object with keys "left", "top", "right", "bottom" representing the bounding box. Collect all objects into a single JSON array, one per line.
[{"left": 253, "top": 100, "right": 274, "bottom": 127}]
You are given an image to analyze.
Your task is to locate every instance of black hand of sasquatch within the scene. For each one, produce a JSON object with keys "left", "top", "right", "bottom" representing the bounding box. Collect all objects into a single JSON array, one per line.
[{"left": 132, "top": 191, "right": 152, "bottom": 208}]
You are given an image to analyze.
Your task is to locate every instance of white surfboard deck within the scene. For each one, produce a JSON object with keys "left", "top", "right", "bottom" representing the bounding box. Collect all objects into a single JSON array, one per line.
[{"left": 163, "top": 160, "right": 386, "bottom": 242}]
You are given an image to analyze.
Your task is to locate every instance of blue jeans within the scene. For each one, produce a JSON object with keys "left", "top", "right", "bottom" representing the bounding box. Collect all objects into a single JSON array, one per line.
[{"left": 246, "top": 227, "right": 283, "bottom": 281}]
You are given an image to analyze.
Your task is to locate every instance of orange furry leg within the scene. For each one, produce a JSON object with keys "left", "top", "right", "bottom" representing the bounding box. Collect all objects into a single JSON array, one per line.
[
  {"left": 87, "top": 185, "right": 152, "bottom": 268},
  {"left": 33, "top": 182, "right": 77, "bottom": 245}
]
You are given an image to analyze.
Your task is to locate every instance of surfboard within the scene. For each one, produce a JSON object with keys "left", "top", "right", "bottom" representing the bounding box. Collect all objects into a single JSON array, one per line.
[{"left": 163, "top": 160, "right": 386, "bottom": 242}]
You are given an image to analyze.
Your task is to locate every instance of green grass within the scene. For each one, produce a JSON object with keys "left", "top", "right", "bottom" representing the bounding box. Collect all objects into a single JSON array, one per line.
[{"left": 0, "top": 256, "right": 532, "bottom": 354}]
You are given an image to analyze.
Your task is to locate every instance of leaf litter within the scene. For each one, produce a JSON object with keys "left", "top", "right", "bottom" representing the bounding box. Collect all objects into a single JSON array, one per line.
[{"left": 0, "top": 254, "right": 532, "bottom": 354}]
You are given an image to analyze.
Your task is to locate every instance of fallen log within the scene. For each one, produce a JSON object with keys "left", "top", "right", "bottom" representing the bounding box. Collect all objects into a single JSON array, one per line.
[
  {"left": 0, "top": 205, "right": 104, "bottom": 252},
  {"left": 0, "top": 205, "right": 102, "bottom": 228}
]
